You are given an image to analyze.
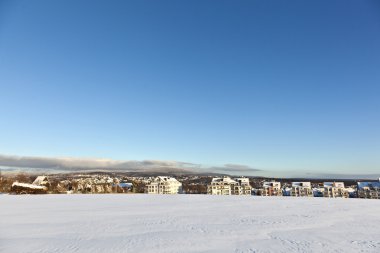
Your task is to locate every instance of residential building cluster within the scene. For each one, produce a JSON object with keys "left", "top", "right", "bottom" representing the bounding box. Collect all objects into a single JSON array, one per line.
[{"left": 2, "top": 173, "right": 380, "bottom": 200}]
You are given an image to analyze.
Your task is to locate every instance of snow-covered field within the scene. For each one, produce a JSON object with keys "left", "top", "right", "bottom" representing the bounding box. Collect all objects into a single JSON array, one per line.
[{"left": 1, "top": 195, "right": 379, "bottom": 253}]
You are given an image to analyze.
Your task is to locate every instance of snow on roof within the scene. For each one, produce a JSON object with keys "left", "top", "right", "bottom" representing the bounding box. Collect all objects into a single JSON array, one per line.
[
  {"left": 324, "top": 182, "right": 345, "bottom": 188},
  {"left": 156, "top": 176, "right": 180, "bottom": 183},
  {"left": 211, "top": 177, "right": 237, "bottom": 184},
  {"left": 292, "top": 182, "right": 311, "bottom": 188},
  {"left": 234, "top": 177, "right": 249, "bottom": 183},
  {"left": 12, "top": 182, "right": 46, "bottom": 190},
  {"left": 33, "top": 176, "right": 49, "bottom": 186},
  {"left": 263, "top": 181, "right": 281, "bottom": 187}
]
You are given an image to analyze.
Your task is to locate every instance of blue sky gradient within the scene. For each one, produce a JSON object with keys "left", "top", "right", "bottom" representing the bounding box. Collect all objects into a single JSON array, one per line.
[{"left": 0, "top": 0, "right": 379, "bottom": 176}]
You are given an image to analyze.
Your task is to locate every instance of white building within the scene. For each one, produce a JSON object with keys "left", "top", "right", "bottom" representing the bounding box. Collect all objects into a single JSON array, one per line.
[
  {"left": 357, "top": 181, "right": 380, "bottom": 199},
  {"left": 323, "top": 182, "right": 348, "bottom": 198},
  {"left": 291, "top": 182, "right": 313, "bottom": 197},
  {"left": 234, "top": 177, "right": 252, "bottom": 195},
  {"left": 261, "top": 181, "right": 282, "bottom": 196},
  {"left": 207, "top": 177, "right": 251, "bottom": 195},
  {"left": 146, "top": 176, "right": 182, "bottom": 194}
]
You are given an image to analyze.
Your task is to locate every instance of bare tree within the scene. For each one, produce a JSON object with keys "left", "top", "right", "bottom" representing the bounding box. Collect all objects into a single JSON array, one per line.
[{"left": 15, "top": 173, "right": 33, "bottom": 183}]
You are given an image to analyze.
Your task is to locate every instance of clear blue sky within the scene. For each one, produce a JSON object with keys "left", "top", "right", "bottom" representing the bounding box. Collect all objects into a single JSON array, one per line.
[{"left": 0, "top": 0, "right": 379, "bottom": 176}]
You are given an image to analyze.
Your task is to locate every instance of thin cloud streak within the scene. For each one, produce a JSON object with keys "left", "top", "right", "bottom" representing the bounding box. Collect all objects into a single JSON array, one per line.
[
  {"left": 0, "top": 154, "right": 196, "bottom": 172},
  {"left": 208, "top": 164, "right": 261, "bottom": 173},
  {"left": 0, "top": 154, "right": 260, "bottom": 175}
]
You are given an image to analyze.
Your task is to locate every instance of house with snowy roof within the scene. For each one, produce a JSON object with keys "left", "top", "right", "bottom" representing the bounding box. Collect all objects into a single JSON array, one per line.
[
  {"left": 11, "top": 182, "right": 47, "bottom": 194},
  {"left": 11, "top": 175, "right": 50, "bottom": 194}
]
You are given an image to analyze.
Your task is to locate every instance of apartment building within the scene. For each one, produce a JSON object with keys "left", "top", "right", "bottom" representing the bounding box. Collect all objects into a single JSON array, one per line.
[
  {"left": 146, "top": 176, "right": 183, "bottom": 194},
  {"left": 357, "top": 181, "right": 380, "bottom": 199},
  {"left": 261, "top": 181, "right": 282, "bottom": 196},
  {"left": 207, "top": 176, "right": 252, "bottom": 195},
  {"left": 234, "top": 177, "right": 252, "bottom": 195},
  {"left": 323, "top": 182, "right": 349, "bottom": 198},
  {"left": 291, "top": 182, "right": 313, "bottom": 197}
]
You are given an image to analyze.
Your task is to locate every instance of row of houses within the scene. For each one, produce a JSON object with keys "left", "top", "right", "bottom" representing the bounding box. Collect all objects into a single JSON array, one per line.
[
  {"left": 206, "top": 177, "right": 380, "bottom": 199},
  {"left": 8, "top": 175, "right": 380, "bottom": 199},
  {"left": 204, "top": 177, "right": 355, "bottom": 198},
  {"left": 145, "top": 176, "right": 252, "bottom": 195},
  {"left": 258, "top": 181, "right": 363, "bottom": 198}
]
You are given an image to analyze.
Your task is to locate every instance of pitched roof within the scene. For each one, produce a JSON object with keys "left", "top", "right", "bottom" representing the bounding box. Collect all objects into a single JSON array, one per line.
[{"left": 33, "top": 176, "right": 49, "bottom": 185}]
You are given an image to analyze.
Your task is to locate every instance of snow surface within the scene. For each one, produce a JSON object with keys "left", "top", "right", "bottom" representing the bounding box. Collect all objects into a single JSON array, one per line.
[{"left": 0, "top": 195, "right": 379, "bottom": 253}]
